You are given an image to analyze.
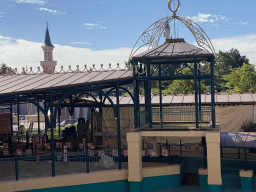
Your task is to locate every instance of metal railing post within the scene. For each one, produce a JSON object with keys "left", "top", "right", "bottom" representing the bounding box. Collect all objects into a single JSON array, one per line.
[
  {"left": 63, "top": 145, "right": 67, "bottom": 163},
  {"left": 15, "top": 156, "right": 18, "bottom": 180},
  {"left": 86, "top": 144, "right": 89, "bottom": 173},
  {"left": 180, "top": 139, "right": 182, "bottom": 155},
  {"left": 244, "top": 148, "right": 248, "bottom": 171}
]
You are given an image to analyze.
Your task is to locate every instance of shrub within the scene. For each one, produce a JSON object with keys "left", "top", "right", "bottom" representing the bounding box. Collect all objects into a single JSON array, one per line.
[{"left": 241, "top": 121, "right": 256, "bottom": 132}]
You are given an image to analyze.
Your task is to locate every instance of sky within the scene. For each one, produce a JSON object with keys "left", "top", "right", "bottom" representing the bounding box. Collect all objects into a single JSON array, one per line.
[{"left": 1, "top": 0, "right": 256, "bottom": 72}]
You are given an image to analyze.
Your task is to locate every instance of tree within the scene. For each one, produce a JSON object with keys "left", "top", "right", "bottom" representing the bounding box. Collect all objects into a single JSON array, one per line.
[
  {"left": 215, "top": 48, "right": 249, "bottom": 92},
  {"left": 222, "top": 63, "right": 256, "bottom": 93},
  {"left": 0, "top": 63, "right": 8, "bottom": 74},
  {"left": 163, "top": 67, "right": 206, "bottom": 95}
]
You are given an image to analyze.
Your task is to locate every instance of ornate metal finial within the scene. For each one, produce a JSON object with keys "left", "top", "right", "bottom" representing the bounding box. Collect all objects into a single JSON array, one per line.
[
  {"left": 168, "top": 0, "right": 180, "bottom": 15},
  {"left": 168, "top": 0, "right": 180, "bottom": 39}
]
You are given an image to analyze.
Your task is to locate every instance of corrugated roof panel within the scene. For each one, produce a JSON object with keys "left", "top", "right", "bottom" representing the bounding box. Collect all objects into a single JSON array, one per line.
[
  {"left": 205, "top": 95, "right": 211, "bottom": 103},
  {"left": 120, "top": 96, "right": 132, "bottom": 105},
  {"left": 139, "top": 96, "right": 145, "bottom": 104},
  {"left": 0, "top": 74, "right": 42, "bottom": 93},
  {"left": 234, "top": 132, "right": 248, "bottom": 147},
  {"left": 0, "top": 75, "right": 27, "bottom": 86},
  {"left": 244, "top": 134, "right": 256, "bottom": 148},
  {"left": 126, "top": 98, "right": 132, "bottom": 105},
  {"left": 15, "top": 74, "right": 54, "bottom": 92},
  {"left": 252, "top": 94, "right": 256, "bottom": 102},
  {"left": 172, "top": 95, "right": 183, "bottom": 103},
  {"left": 69, "top": 72, "right": 103, "bottom": 85},
  {"left": 31, "top": 73, "right": 75, "bottom": 89},
  {"left": 132, "top": 39, "right": 213, "bottom": 59},
  {"left": 171, "top": 43, "right": 185, "bottom": 56},
  {"left": 88, "top": 71, "right": 114, "bottom": 82},
  {"left": 123, "top": 70, "right": 133, "bottom": 77},
  {"left": 221, "top": 132, "right": 256, "bottom": 148},
  {"left": 162, "top": 95, "right": 173, "bottom": 104},
  {"left": 220, "top": 133, "right": 226, "bottom": 146},
  {"left": 228, "top": 94, "right": 241, "bottom": 103},
  {"left": 223, "top": 133, "right": 237, "bottom": 147},
  {"left": 183, "top": 95, "right": 194, "bottom": 103},
  {"left": 11, "top": 73, "right": 65, "bottom": 92},
  {"left": 240, "top": 93, "right": 253, "bottom": 102},
  {"left": 104, "top": 70, "right": 131, "bottom": 80},
  {"left": 201, "top": 94, "right": 206, "bottom": 103},
  {"left": 151, "top": 95, "right": 160, "bottom": 104},
  {"left": 133, "top": 43, "right": 168, "bottom": 58},
  {"left": 156, "top": 43, "right": 175, "bottom": 57},
  {"left": 51, "top": 73, "right": 89, "bottom": 87},
  {"left": 216, "top": 94, "right": 228, "bottom": 103}
]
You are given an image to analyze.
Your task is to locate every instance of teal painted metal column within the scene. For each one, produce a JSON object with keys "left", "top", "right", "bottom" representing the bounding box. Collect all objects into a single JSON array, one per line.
[
  {"left": 133, "top": 60, "right": 139, "bottom": 128},
  {"left": 50, "top": 91, "right": 55, "bottom": 177},
  {"left": 10, "top": 100, "right": 13, "bottom": 136},
  {"left": 198, "top": 70, "right": 202, "bottom": 124},
  {"left": 147, "top": 60, "right": 152, "bottom": 128},
  {"left": 116, "top": 81, "right": 121, "bottom": 169},
  {"left": 38, "top": 106, "right": 40, "bottom": 135},
  {"left": 136, "top": 79, "right": 140, "bottom": 127},
  {"left": 244, "top": 148, "right": 248, "bottom": 171},
  {"left": 17, "top": 102, "right": 20, "bottom": 132},
  {"left": 58, "top": 108, "right": 61, "bottom": 137},
  {"left": 210, "top": 57, "right": 216, "bottom": 128},
  {"left": 159, "top": 64, "right": 163, "bottom": 123},
  {"left": 194, "top": 58, "right": 199, "bottom": 128},
  {"left": 44, "top": 102, "right": 48, "bottom": 134},
  {"left": 133, "top": 79, "right": 139, "bottom": 128}
]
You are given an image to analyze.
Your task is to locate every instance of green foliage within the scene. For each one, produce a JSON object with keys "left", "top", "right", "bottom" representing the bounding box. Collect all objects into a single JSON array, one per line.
[
  {"left": 163, "top": 67, "right": 206, "bottom": 94},
  {"left": 215, "top": 48, "right": 249, "bottom": 92},
  {"left": 241, "top": 121, "right": 256, "bottom": 132},
  {"left": 222, "top": 63, "right": 256, "bottom": 93},
  {"left": 0, "top": 63, "right": 8, "bottom": 74}
]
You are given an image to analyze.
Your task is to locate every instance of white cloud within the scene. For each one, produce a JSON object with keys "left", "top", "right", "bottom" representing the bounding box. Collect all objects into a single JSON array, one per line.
[
  {"left": 211, "top": 34, "right": 256, "bottom": 64},
  {"left": 36, "top": 8, "right": 65, "bottom": 15},
  {"left": 69, "top": 42, "right": 93, "bottom": 45},
  {"left": 188, "top": 13, "right": 228, "bottom": 23},
  {"left": 2, "top": 34, "right": 256, "bottom": 73},
  {"left": 0, "top": 36, "right": 132, "bottom": 72},
  {"left": 11, "top": 0, "right": 46, "bottom": 5},
  {"left": 242, "top": 22, "right": 248, "bottom": 25},
  {"left": 83, "top": 23, "right": 107, "bottom": 29},
  {"left": 8, "top": 5, "right": 16, "bottom": 7}
]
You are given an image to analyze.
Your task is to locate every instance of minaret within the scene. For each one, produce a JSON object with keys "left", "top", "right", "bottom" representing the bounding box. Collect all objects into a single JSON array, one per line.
[{"left": 40, "top": 22, "right": 57, "bottom": 73}]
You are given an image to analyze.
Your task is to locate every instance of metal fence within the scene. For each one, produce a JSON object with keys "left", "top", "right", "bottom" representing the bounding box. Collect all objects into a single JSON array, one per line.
[
  {"left": 0, "top": 149, "right": 119, "bottom": 182},
  {"left": 138, "top": 107, "right": 212, "bottom": 128}
]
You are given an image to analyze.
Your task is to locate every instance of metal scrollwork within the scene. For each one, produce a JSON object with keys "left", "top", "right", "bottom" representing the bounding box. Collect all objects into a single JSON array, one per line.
[
  {"left": 128, "top": 0, "right": 216, "bottom": 63},
  {"left": 198, "top": 60, "right": 210, "bottom": 74},
  {"left": 136, "top": 63, "right": 147, "bottom": 76}
]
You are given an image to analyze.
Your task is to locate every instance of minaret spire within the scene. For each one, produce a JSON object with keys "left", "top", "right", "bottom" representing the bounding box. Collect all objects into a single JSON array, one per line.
[
  {"left": 45, "top": 21, "right": 53, "bottom": 47},
  {"left": 40, "top": 22, "right": 57, "bottom": 73}
]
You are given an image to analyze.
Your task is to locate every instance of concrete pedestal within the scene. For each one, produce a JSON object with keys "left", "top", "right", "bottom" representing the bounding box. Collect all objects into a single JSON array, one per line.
[{"left": 239, "top": 170, "right": 253, "bottom": 192}]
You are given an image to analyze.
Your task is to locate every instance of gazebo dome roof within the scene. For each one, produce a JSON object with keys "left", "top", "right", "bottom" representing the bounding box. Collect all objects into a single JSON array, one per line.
[{"left": 132, "top": 38, "right": 214, "bottom": 61}]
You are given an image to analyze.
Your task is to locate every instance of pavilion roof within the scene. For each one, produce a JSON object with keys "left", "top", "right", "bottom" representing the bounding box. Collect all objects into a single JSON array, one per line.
[
  {"left": 101, "top": 92, "right": 256, "bottom": 106},
  {"left": 0, "top": 70, "right": 133, "bottom": 97},
  {"left": 132, "top": 38, "right": 214, "bottom": 61}
]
